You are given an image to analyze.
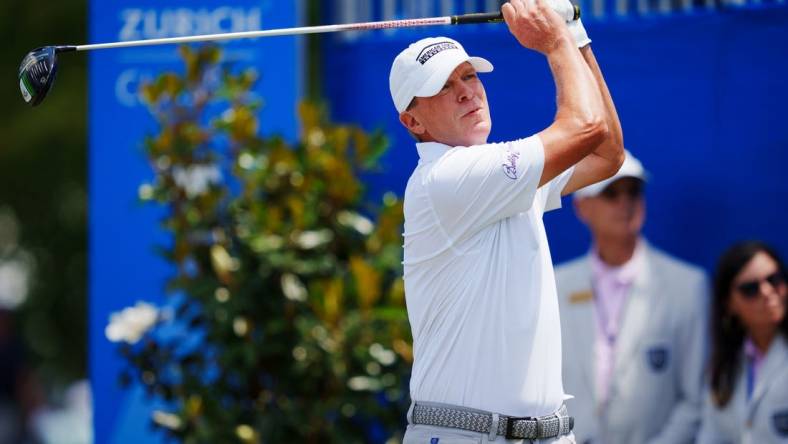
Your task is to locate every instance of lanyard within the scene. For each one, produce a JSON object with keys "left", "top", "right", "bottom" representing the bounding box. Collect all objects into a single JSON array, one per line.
[
  {"left": 592, "top": 286, "right": 627, "bottom": 346},
  {"left": 746, "top": 357, "right": 756, "bottom": 401}
]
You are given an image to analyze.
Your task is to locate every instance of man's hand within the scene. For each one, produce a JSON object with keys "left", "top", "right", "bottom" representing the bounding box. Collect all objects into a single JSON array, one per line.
[{"left": 501, "top": 0, "right": 574, "bottom": 55}]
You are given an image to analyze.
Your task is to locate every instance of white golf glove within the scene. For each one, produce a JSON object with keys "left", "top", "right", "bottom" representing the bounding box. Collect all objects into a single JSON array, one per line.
[
  {"left": 545, "top": 0, "right": 592, "bottom": 48},
  {"left": 567, "top": 17, "right": 591, "bottom": 48},
  {"left": 546, "top": 0, "right": 579, "bottom": 23}
]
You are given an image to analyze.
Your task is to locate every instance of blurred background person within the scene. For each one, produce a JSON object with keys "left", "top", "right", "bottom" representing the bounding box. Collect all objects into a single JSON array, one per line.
[
  {"left": 698, "top": 241, "right": 788, "bottom": 443},
  {"left": 555, "top": 150, "right": 708, "bottom": 444},
  {"left": 0, "top": 308, "right": 43, "bottom": 444},
  {"left": 0, "top": 207, "right": 91, "bottom": 444}
]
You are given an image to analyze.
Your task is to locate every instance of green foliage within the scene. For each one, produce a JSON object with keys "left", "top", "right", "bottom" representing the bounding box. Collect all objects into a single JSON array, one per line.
[{"left": 119, "top": 45, "right": 411, "bottom": 443}]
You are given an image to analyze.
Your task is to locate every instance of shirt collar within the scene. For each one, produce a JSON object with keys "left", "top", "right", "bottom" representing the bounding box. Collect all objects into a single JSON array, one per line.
[
  {"left": 744, "top": 338, "right": 758, "bottom": 360},
  {"left": 416, "top": 142, "right": 451, "bottom": 162},
  {"left": 744, "top": 337, "right": 766, "bottom": 362},
  {"left": 590, "top": 239, "right": 645, "bottom": 286}
]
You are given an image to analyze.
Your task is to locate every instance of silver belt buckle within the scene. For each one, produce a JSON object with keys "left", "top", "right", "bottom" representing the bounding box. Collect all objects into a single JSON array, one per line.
[{"left": 504, "top": 416, "right": 531, "bottom": 440}]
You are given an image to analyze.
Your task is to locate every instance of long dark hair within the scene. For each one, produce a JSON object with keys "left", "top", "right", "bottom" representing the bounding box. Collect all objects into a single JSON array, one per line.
[{"left": 709, "top": 241, "right": 788, "bottom": 407}]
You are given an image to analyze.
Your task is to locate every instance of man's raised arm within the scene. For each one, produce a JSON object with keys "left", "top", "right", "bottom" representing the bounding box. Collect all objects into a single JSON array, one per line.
[
  {"left": 502, "top": 0, "right": 610, "bottom": 188},
  {"left": 562, "top": 20, "right": 626, "bottom": 195}
]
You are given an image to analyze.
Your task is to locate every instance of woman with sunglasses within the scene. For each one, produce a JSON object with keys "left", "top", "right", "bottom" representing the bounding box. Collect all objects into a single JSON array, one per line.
[{"left": 698, "top": 241, "right": 788, "bottom": 443}]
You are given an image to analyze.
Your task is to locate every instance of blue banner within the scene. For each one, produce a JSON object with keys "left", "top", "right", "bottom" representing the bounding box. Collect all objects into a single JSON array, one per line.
[{"left": 88, "top": 1, "right": 300, "bottom": 442}]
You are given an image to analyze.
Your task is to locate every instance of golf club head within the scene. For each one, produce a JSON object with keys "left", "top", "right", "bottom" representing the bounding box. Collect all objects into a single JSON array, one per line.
[{"left": 18, "top": 46, "right": 59, "bottom": 107}]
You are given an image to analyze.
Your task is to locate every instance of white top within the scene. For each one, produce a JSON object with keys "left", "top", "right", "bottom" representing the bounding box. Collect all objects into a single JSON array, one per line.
[{"left": 403, "top": 135, "right": 574, "bottom": 417}]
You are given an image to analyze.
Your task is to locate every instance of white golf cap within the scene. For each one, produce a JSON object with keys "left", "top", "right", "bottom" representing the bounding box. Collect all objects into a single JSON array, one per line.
[
  {"left": 574, "top": 150, "right": 649, "bottom": 198},
  {"left": 389, "top": 36, "right": 493, "bottom": 113}
]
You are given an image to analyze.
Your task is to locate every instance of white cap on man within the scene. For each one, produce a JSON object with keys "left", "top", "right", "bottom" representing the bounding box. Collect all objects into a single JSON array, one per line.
[
  {"left": 574, "top": 150, "right": 649, "bottom": 198},
  {"left": 389, "top": 37, "right": 494, "bottom": 113}
]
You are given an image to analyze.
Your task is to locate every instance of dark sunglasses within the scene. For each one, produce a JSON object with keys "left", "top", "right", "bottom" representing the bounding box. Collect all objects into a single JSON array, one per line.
[
  {"left": 599, "top": 181, "right": 644, "bottom": 200},
  {"left": 736, "top": 271, "right": 786, "bottom": 299}
]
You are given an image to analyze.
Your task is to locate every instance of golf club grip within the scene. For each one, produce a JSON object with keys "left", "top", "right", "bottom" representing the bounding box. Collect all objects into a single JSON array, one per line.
[
  {"left": 452, "top": 12, "right": 504, "bottom": 25},
  {"left": 453, "top": 4, "right": 581, "bottom": 24}
]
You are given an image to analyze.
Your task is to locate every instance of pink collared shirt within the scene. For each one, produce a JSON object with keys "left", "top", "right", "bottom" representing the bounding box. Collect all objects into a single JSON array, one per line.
[{"left": 590, "top": 241, "right": 645, "bottom": 406}]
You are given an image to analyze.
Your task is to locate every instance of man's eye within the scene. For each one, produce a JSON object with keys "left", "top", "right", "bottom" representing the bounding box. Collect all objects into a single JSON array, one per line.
[{"left": 463, "top": 73, "right": 477, "bottom": 80}]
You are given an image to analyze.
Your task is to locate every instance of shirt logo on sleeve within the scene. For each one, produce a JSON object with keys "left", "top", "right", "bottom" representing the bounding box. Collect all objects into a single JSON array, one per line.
[{"left": 502, "top": 150, "right": 520, "bottom": 180}]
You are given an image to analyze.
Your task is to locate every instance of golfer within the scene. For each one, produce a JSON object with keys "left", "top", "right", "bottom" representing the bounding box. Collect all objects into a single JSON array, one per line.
[{"left": 390, "top": 0, "right": 624, "bottom": 442}]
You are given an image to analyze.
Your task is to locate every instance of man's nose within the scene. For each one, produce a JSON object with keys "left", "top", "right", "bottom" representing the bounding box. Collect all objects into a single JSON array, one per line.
[{"left": 456, "top": 82, "right": 474, "bottom": 102}]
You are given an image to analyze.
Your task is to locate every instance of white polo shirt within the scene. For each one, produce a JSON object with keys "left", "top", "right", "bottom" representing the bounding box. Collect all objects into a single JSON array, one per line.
[{"left": 403, "top": 135, "right": 574, "bottom": 418}]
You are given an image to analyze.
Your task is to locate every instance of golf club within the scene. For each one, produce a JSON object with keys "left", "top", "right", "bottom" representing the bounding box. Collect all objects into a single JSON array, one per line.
[{"left": 18, "top": 6, "right": 580, "bottom": 107}]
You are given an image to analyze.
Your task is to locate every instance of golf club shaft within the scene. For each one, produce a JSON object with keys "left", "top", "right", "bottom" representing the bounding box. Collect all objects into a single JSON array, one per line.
[
  {"left": 53, "top": 8, "right": 576, "bottom": 53},
  {"left": 58, "top": 17, "right": 455, "bottom": 52},
  {"left": 55, "top": 6, "right": 580, "bottom": 53}
]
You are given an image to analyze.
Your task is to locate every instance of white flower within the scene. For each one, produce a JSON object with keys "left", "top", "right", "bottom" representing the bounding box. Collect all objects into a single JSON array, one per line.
[
  {"left": 337, "top": 211, "right": 374, "bottom": 235},
  {"left": 151, "top": 410, "right": 182, "bottom": 431},
  {"left": 308, "top": 129, "right": 326, "bottom": 146},
  {"left": 210, "top": 244, "right": 240, "bottom": 273},
  {"left": 347, "top": 376, "right": 381, "bottom": 391},
  {"left": 172, "top": 164, "right": 222, "bottom": 198},
  {"left": 0, "top": 259, "right": 31, "bottom": 310},
  {"left": 280, "top": 273, "right": 307, "bottom": 302},
  {"left": 369, "top": 343, "right": 397, "bottom": 366},
  {"left": 294, "top": 229, "right": 333, "bottom": 249},
  {"left": 238, "top": 152, "right": 255, "bottom": 170},
  {"left": 105, "top": 301, "right": 159, "bottom": 344},
  {"left": 137, "top": 183, "right": 154, "bottom": 201}
]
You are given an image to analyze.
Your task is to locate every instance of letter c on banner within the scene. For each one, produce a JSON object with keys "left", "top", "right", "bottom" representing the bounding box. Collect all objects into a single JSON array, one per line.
[
  {"left": 211, "top": 7, "right": 232, "bottom": 33},
  {"left": 115, "top": 69, "right": 153, "bottom": 108}
]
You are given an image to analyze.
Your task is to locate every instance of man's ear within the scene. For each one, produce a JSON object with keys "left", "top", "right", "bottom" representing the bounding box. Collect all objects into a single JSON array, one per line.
[{"left": 399, "top": 111, "right": 425, "bottom": 136}]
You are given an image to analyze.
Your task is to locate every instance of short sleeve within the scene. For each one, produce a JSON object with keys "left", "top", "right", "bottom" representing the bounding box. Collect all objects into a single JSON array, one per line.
[
  {"left": 424, "top": 136, "right": 544, "bottom": 243},
  {"left": 539, "top": 164, "right": 576, "bottom": 213}
]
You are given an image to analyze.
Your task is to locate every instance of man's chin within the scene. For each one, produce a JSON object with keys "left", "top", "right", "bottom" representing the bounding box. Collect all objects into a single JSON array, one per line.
[
  {"left": 467, "top": 134, "right": 490, "bottom": 146},
  {"left": 469, "top": 123, "right": 491, "bottom": 144},
  {"left": 601, "top": 227, "right": 639, "bottom": 240},
  {"left": 445, "top": 122, "right": 490, "bottom": 146}
]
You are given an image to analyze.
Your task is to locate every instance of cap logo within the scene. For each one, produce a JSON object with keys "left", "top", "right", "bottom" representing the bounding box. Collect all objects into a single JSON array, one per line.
[{"left": 416, "top": 41, "right": 458, "bottom": 65}]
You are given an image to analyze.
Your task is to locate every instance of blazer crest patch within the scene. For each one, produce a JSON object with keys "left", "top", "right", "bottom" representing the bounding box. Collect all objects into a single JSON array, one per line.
[
  {"left": 646, "top": 346, "right": 670, "bottom": 372},
  {"left": 773, "top": 410, "right": 788, "bottom": 437}
]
